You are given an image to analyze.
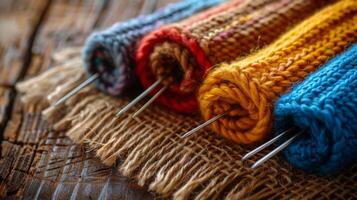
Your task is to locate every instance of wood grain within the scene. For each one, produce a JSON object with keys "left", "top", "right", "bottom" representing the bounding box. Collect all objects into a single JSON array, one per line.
[
  {"left": 0, "top": 0, "right": 178, "bottom": 199},
  {"left": 0, "top": 0, "right": 49, "bottom": 86},
  {"left": 0, "top": 87, "right": 12, "bottom": 135}
]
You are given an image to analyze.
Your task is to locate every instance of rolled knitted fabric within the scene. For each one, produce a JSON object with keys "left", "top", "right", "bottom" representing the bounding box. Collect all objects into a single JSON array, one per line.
[
  {"left": 83, "top": 0, "right": 222, "bottom": 96},
  {"left": 136, "top": 0, "right": 333, "bottom": 113},
  {"left": 198, "top": 0, "right": 357, "bottom": 145},
  {"left": 274, "top": 44, "right": 357, "bottom": 175}
]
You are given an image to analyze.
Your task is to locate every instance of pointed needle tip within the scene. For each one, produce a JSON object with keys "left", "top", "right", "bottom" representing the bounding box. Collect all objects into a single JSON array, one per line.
[
  {"left": 251, "top": 163, "right": 259, "bottom": 169},
  {"left": 181, "top": 131, "right": 193, "bottom": 138},
  {"left": 241, "top": 155, "right": 249, "bottom": 161},
  {"left": 181, "top": 111, "right": 228, "bottom": 139},
  {"left": 115, "top": 112, "right": 123, "bottom": 118},
  {"left": 52, "top": 100, "right": 63, "bottom": 108},
  {"left": 51, "top": 73, "right": 99, "bottom": 108}
]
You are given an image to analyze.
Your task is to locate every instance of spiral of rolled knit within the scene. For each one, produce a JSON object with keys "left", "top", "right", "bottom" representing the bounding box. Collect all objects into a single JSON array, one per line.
[
  {"left": 136, "top": 0, "right": 333, "bottom": 113},
  {"left": 82, "top": 0, "right": 222, "bottom": 96},
  {"left": 274, "top": 44, "right": 357, "bottom": 175},
  {"left": 198, "top": 0, "right": 357, "bottom": 145}
]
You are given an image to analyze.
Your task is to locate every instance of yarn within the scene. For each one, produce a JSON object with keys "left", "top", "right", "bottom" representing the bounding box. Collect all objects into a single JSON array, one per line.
[
  {"left": 136, "top": 0, "right": 333, "bottom": 113},
  {"left": 15, "top": 47, "right": 357, "bottom": 199},
  {"left": 198, "top": 0, "right": 357, "bottom": 145},
  {"left": 274, "top": 44, "right": 357, "bottom": 175},
  {"left": 82, "top": 0, "right": 222, "bottom": 96}
]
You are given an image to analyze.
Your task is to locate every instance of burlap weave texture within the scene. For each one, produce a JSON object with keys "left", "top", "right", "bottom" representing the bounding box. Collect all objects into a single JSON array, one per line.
[{"left": 16, "top": 48, "right": 357, "bottom": 200}]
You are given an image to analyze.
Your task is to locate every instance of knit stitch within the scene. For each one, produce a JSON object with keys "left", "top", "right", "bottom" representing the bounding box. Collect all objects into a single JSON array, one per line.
[
  {"left": 83, "top": 0, "right": 222, "bottom": 96},
  {"left": 274, "top": 44, "right": 357, "bottom": 175},
  {"left": 198, "top": 0, "right": 357, "bottom": 144},
  {"left": 136, "top": 0, "right": 332, "bottom": 113}
]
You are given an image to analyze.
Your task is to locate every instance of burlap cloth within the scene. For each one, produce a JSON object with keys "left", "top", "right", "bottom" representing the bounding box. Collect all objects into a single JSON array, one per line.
[{"left": 17, "top": 48, "right": 357, "bottom": 199}]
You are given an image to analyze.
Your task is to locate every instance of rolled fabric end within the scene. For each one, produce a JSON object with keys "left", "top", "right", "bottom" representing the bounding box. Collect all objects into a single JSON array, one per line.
[
  {"left": 136, "top": 27, "right": 211, "bottom": 113},
  {"left": 198, "top": 63, "right": 272, "bottom": 144},
  {"left": 274, "top": 45, "right": 357, "bottom": 175},
  {"left": 83, "top": 32, "right": 133, "bottom": 96},
  {"left": 82, "top": 0, "right": 223, "bottom": 97}
]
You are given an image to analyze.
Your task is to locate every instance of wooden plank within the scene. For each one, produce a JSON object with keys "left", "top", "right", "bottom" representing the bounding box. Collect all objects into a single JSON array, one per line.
[
  {"left": 1, "top": 123, "right": 155, "bottom": 199},
  {"left": 98, "top": 0, "right": 146, "bottom": 29},
  {"left": 156, "top": 0, "right": 180, "bottom": 11},
  {"left": 0, "top": 0, "right": 49, "bottom": 86},
  {"left": 0, "top": 0, "right": 182, "bottom": 199},
  {"left": 25, "top": 0, "right": 157, "bottom": 77},
  {"left": 0, "top": 87, "right": 13, "bottom": 131},
  {"left": 25, "top": 0, "right": 108, "bottom": 78}
]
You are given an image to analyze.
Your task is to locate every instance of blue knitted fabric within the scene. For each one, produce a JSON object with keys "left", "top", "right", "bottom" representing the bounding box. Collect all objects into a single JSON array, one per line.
[
  {"left": 83, "top": 0, "right": 222, "bottom": 96},
  {"left": 274, "top": 44, "right": 357, "bottom": 175}
]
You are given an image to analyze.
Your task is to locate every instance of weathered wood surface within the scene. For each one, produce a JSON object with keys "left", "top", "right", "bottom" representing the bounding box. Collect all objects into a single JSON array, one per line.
[{"left": 0, "top": 0, "right": 177, "bottom": 199}]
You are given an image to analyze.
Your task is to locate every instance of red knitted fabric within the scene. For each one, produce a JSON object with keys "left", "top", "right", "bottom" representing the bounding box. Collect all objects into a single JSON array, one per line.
[
  {"left": 136, "top": 0, "right": 243, "bottom": 113},
  {"left": 136, "top": 0, "right": 333, "bottom": 114},
  {"left": 136, "top": 28, "right": 209, "bottom": 112}
]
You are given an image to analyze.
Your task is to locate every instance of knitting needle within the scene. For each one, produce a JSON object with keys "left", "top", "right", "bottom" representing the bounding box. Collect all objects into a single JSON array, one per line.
[
  {"left": 250, "top": 129, "right": 303, "bottom": 169},
  {"left": 53, "top": 73, "right": 99, "bottom": 107},
  {"left": 116, "top": 78, "right": 163, "bottom": 117},
  {"left": 132, "top": 85, "right": 168, "bottom": 118},
  {"left": 181, "top": 111, "right": 228, "bottom": 138},
  {"left": 242, "top": 127, "right": 296, "bottom": 161}
]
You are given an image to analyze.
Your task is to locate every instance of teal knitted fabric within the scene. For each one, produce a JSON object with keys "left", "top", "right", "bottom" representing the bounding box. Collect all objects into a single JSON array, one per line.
[{"left": 274, "top": 44, "right": 357, "bottom": 175}]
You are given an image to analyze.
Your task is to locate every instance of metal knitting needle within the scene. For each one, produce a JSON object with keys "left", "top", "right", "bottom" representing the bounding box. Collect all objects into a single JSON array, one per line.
[
  {"left": 242, "top": 127, "right": 296, "bottom": 161},
  {"left": 181, "top": 111, "right": 228, "bottom": 138},
  {"left": 53, "top": 73, "right": 99, "bottom": 107},
  {"left": 132, "top": 85, "right": 168, "bottom": 118},
  {"left": 251, "top": 130, "right": 303, "bottom": 169},
  {"left": 116, "top": 78, "right": 163, "bottom": 117}
]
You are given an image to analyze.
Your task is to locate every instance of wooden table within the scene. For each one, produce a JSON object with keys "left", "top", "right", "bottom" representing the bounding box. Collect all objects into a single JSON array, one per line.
[{"left": 0, "top": 0, "right": 177, "bottom": 199}]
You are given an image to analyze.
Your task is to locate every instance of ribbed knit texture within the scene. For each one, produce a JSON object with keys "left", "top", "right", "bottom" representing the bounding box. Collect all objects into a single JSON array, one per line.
[
  {"left": 274, "top": 44, "right": 357, "bottom": 175},
  {"left": 198, "top": 0, "right": 357, "bottom": 145},
  {"left": 136, "top": 0, "right": 332, "bottom": 113},
  {"left": 82, "top": 0, "right": 222, "bottom": 96}
]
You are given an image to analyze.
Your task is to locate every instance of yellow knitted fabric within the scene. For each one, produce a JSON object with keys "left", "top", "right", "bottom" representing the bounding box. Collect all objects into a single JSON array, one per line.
[{"left": 198, "top": 0, "right": 357, "bottom": 145}]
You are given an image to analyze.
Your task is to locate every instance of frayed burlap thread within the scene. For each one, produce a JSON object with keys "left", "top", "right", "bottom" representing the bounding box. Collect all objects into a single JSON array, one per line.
[
  {"left": 16, "top": 47, "right": 85, "bottom": 110},
  {"left": 16, "top": 47, "right": 357, "bottom": 199},
  {"left": 198, "top": 0, "right": 357, "bottom": 145},
  {"left": 136, "top": 0, "right": 333, "bottom": 113}
]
